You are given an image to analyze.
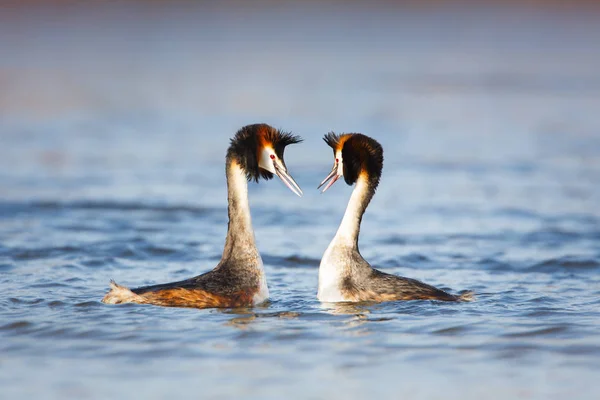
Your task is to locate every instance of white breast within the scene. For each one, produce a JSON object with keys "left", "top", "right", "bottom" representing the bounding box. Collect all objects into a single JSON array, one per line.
[
  {"left": 252, "top": 256, "right": 270, "bottom": 305},
  {"left": 317, "top": 245, "right": 347, "bottom": 303}
]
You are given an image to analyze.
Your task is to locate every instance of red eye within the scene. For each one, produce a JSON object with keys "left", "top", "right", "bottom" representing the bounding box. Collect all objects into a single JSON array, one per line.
[{"left": 270, "top": 154, "right": 275, "bottom": 160}]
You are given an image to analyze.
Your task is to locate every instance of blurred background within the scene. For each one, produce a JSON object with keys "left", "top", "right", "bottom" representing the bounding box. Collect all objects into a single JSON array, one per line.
[
  {"left": 1, "top": 1, "right": 600, "bottom": 399},
  {"left": 2, "top": 0, "right": 599, "bottom": 207}
]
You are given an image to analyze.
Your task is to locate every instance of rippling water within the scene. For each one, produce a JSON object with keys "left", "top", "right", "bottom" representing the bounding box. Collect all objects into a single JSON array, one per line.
[{"left": 1, "top": 2, "right": 600, "bottom": 399}]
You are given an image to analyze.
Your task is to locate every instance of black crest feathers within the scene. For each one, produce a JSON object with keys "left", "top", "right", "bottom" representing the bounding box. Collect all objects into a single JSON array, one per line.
[
  {"left": 322, "top": 132, "right": 383, "bottom": 188},
  {"left": 323, "top": 132, "right": 341, "bottom": 153},
  {"left": 341, "top": 134, "right": 383, "bottom": 188},
  {"left": 264, "top": 129, "right": 302, "bottom": 164},
  {"left": 227, "top": 124, "right": 302, "bottom": 182}
]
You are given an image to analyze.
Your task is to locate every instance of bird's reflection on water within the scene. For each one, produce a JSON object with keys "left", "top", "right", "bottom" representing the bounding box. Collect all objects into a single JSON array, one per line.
[
  {"left": 224, "top": 307, "right": 302, "bottom": 330},
  {"left": 222, "top": 302, "right": 381, "bottom": 331}
]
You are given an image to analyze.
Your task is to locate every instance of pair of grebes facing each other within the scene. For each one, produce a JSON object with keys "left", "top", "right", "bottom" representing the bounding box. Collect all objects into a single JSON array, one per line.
[{"left": 102, "top": 123, "right": 473, "bottom": 308}]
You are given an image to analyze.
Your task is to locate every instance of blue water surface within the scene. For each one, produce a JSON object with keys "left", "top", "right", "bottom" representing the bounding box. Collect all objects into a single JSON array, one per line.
[{"left": 1, "top": 3, "right": 600, "bottom": 399}]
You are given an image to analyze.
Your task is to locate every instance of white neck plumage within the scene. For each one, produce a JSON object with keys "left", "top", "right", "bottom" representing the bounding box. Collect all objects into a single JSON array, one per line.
[
  {"left": 318, "top": 174, "right": 373, "bottom": 302},
  {"left": 331, "top": 175, "right": 372, "bottom": 250}
]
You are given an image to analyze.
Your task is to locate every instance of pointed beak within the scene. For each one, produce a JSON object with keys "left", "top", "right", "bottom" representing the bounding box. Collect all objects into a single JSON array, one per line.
[
  {"left": 274, "top": 162, "right": 303, "bottom": 197},
  {"left": 318, "top": 162, "right": 341, "bottom": 193}
]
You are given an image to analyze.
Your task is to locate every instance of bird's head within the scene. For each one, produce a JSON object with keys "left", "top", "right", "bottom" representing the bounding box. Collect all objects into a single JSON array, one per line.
[
  {"left": 318, "top": 133, "right": 383, "bottom": 192},
  {"left": 228, "top": 123, "right": 303, "bottom": 196}
]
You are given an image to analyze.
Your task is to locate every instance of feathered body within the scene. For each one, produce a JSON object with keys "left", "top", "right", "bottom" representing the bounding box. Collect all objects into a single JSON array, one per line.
[
  {"left": 318, "top": 133, "right": 472, "bottom": 303},
  {"left": 102, "top": 123, "right": 302, "bottom": 308}
]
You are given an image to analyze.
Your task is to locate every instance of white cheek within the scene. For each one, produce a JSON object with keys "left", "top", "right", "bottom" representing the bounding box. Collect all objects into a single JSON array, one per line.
[
  {"left": 337, "top": 160, "right": 344, "bottom": 176},
  {"left": 258, "top": 148, "right": 276, "bottom": 173},
  {"left": 334, "top": 151, "right": 344, "bottom": 176}
]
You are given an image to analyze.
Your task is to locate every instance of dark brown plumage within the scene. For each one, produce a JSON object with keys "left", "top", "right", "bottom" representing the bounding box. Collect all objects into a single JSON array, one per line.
[
  {"left": 318, "top": 132, "right": 473, "bottom": 303},
  {"left": 102, "top": 123, "right": 302, "bottom": 309}
]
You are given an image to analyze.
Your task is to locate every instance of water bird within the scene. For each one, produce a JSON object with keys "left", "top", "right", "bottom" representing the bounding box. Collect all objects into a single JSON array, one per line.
[
  {"left": 102, "top": 123, "right": 303, "bottom": 308},
  {"left": 317, "top": 133, "right": 472, "bottom": 303}
]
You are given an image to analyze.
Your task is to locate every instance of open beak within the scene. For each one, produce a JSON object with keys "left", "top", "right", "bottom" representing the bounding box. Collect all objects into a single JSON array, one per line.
[
  {"left": 274, "top": 162, "right": 303, "bottom": 197},
  {"left": 317, "top": 162, "right": 341, "bottom": 193}
]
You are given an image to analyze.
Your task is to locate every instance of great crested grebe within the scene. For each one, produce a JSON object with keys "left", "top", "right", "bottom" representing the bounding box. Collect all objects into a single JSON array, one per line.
[
  {"left": 317, "top": 133, "right": 472, "bottom": 303},
  {"left": 102, "top": 123, "right": 303, "bottom": 308}
]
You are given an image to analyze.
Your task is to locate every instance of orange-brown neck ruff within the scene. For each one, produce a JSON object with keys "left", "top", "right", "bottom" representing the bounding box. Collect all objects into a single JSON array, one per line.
[
  {"left": 256, "top": 125, "right": 301, "bottom": 170},
  {"left": 256, "top": 126, "right": 274, "bottom": 156},
  {"left": 227, "top": 123, "right": 300, "bottom": 183},
  {"left": 323, "top": 132, "right": 352, "bottom": 154}
]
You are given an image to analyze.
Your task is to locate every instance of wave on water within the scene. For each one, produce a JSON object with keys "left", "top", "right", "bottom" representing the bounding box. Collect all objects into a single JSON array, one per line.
[
  {"left": 262, "top": 254, "right": 321, "bottom": 268},
  {"left": 528, "top": 256, "right": 600, "bottom": 273},
  {"left": 0, "top": 200, "right": 218, "bottom": 217}
]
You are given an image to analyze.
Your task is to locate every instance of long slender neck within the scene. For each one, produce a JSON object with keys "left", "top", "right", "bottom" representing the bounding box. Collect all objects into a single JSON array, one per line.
[
  {"left": 332, "top": 174, "right": 375, "bottom": 249},
  {"left": 221, "top": 158, "right": 258, "bottom": 262}
]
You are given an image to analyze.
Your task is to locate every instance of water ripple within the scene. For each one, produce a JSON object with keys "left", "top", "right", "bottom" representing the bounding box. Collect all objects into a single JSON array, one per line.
[
  {"left": 263, "top": 254, "right": 320, "bottom": 268},
  {"left": 503, "top": 325, "right": 570, "bottom": 338},
  {"left": 0, "top": 200, "right": 218, "bottom": 216},
  {"left": 529, "top": 256, "right": 600, "bottom": 272}
]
